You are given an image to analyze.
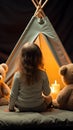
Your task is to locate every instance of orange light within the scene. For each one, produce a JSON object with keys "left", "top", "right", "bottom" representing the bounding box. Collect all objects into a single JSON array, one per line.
[{"left": 50, "top": 80, "right": 60, "bottom": 99}]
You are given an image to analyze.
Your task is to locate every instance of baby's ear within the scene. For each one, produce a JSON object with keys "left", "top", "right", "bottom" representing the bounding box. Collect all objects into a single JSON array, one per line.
[
  {"left": 59, "top": 65, "right": 67, "bottom": 76},
  {"left": 1, "top": 63, "right": 8, "bottom": 73}
]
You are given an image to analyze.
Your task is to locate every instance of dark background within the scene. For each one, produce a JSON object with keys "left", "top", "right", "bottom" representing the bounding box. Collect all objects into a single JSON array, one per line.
[{"left": 0, "top": 0, "right": 73, "bottom": 63}]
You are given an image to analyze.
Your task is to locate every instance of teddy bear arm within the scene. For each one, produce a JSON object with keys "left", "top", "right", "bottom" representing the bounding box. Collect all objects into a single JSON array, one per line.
[
  {"left": 57, "top": 88, "right": 71, "bottom": 105},
  {"left": 0, "top": 97, "right": 9, "bottom": 105},
  {"left": 57, "top": 94, "right": 65, "bottom": 105},
  {"left": 0, "top": 87, "right": 3, "bottom": 97},
  {"left": 1, "top": 83, "right": 10, "bottom": 96}
]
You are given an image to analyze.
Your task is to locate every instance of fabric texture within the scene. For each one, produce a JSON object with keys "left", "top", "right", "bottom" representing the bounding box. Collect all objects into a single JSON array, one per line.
[{"left": 0, "top": 105, "right": 73, "bottom": 129}]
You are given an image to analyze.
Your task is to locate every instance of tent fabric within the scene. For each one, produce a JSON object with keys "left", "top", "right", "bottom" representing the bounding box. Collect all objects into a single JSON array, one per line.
[
  {"left": 35, "top": 33, "right": 66, "bottom": 89},
  {"left": 0, "top": 0, "right": 73, "bottom": 64},
  {"left": 5, "top": 15, "right": 71, "bottom": 88}
]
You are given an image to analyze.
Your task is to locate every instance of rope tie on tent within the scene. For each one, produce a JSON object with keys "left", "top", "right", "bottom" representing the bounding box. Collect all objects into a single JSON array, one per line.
[{"left": 32, "top": 0, "right": 48, "bottom": 18}]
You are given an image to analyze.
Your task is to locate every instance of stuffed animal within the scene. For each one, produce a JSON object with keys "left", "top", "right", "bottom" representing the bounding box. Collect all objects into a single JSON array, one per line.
[
  {"left": 53, "top": 63, "right": 73, "bottom": 111},
  {"left": 0, "top": 63, "right": 10, "bottom": 105}
]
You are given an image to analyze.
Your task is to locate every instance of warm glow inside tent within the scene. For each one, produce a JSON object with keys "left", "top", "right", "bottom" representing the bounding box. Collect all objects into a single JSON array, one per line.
[
  {"left": 5, "top": 0, "right": 71, "bottom": 92},
  {"left": 35, "top": 33, "right": 64, "bottom": 89}
]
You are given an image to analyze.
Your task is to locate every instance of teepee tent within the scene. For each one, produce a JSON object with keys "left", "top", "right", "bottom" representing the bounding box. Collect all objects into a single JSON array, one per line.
[{"left": 5, "top": 0, "right": 71, "bottom": 89}]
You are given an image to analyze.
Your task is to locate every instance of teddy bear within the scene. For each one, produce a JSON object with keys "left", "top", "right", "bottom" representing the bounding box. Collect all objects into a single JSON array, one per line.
[
  {"left": 0, "top": 63, "right": 10, "bottom": 105},
  {"left": 52, "top": 63, "right": 73, "bottom": 111}
]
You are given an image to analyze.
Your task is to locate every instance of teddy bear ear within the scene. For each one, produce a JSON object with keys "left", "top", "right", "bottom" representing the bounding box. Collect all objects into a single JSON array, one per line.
[
  {"left": 1, "top": 63, "right": 8, "bottom": 72},
  {"left": 59, "top": 65, "right": 67, "bottom": 76}
]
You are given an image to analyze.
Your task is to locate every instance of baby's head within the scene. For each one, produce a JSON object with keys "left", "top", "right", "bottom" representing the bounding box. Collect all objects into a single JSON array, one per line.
[{"left": 20, "top": 42, "right": 43, "bottom": 69}]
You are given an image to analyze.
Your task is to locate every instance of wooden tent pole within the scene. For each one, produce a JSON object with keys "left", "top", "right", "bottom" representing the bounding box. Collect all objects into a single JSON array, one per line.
[
  {"left": 41, "top": 0, "right": 48, "bottom": 8},
  {"left": 32, "top": 0, "right": 48, "bottom": 17},
  {"left": 35, "top": 0, "right": 45, "bottom": 17}
]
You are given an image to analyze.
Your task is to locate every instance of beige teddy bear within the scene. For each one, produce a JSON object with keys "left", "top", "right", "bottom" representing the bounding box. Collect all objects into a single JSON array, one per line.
[
  {"left": 0, "top": 63, "right": 10, "bottom": 105},
  {"left": 53, "top": 63, "right": 73, "bottom": 111}
]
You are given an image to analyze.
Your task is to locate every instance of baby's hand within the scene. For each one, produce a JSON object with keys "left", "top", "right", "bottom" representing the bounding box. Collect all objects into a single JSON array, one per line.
[
  {"left": 52, "top": 99, "right": 60, "bottom": 108},
  {"left": 4, "top": 109, "right": 9, "bottom": 112},
  {"left": 9, "top": 108, "right": 16, "bottom": 112}
]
